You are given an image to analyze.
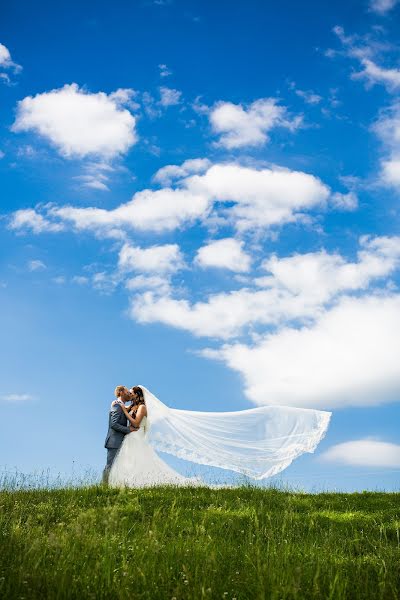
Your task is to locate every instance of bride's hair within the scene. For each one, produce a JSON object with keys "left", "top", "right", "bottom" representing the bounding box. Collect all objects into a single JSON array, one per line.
[{"left": 131, "top": 386, "right": 145, "bottom": 407}]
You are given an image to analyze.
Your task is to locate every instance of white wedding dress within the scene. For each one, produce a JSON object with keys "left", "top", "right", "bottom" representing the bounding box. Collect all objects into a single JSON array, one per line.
[{"left": 108, "top": 386, "right": 331, "bottom": 488}]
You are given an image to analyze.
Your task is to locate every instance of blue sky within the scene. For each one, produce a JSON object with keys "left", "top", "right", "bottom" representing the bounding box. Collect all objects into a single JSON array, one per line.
[{"left": 1, "top": 0, "right": 400, "bottom": 491}]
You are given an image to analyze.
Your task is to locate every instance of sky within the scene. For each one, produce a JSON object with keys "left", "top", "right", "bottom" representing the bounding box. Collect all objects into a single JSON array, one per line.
[{"left": 1, "top": 0, "right": 400, "bottom": 491}]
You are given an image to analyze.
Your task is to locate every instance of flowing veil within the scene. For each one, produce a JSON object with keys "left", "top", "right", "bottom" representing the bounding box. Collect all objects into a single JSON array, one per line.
[{"left": 139, "top": 386, "right": 331, "bottom": 480}]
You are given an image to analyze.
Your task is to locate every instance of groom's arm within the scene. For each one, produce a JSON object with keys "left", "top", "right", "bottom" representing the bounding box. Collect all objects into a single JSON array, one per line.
[{"left": 110, "top": 405, "right": 131, "bottom": 435}]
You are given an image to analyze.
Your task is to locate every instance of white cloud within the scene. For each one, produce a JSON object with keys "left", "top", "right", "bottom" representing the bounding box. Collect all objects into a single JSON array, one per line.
[
  {"left": 12, "top": 83, "right": 138, "bottom": 159},
  {"left": 0, "top": 42, "right": 21, "bottom": 78},
  {"left": 321, "top": 439, "right": 400, "bottom": 467},
  {"left": 1, "top": 393, "right": 33, "bottom": 402},
  {"left": 209, "top": 98, "right": 302, "bottom": 149},
  {"left": 53, "top": 276, "right": 66, "bottom": 284},
  {"left": 109, "top": 88, "right": 140, "bottom": 111},
  {"left": 185, "top": 163, "right": 330, "bottom": 231},
  {"left": 125, "top": 274, "right": 171, "bottom": 295},
  {"left": 28, "top": 259, "right": 46, "bottom": 272},
  {"left": 74, "top": 176, "right": 109, "bottom": 191},
  {"left": 372, "top": 102, "right": 400, "bottom": 188},
  {"left": 295, "top": 90, "right": 322, "bottom": 105},
  {"left": 118, "top": 243, "right": 184, "bottom": 274},
  {"left": 331, "top": 191, "right": 358, "bottom": 210},
  {"left": 289, "top": 82, "right": 322, "bottom": 105},
  {"left": 130, "top": 288, "right": 294, "bottom": 338},
  {"left": 153, "top": 158, "right": 211, "bottom": 185},
  {"left": 159, "top": 86, "right": 182, "bottom": 106},
  {"left": 74, "top": 161, "right": 117, "bottom": 192},
  {"left": 195, "top": 238, "right": 251, "bottom": 272},
  {"left": 8, "top": 209, "right": 64, "bottom": 234},
  {"left": 91, "top": 271, "right": 118, "bottom": 294},
  {"left": 72, "top": 275, "right": 89, "bottom": 285},
  {"left": 0, "top": 150, "right": 4, "bottom": 159},
  {"left": 369, "top": 0, "right": 398, "bottom": 14},
  {"left": 332, "top": 26, "right": 400, "bottom": 92},
  {"left": 130, "top": 235, "right": 400, "bottom": 340},
  {"left": 353, "top": 57, "right": 400, "bottom": 91},
  {"left": 7, "top": 162, "right": 341, "bottom": 237},
  {"left": 205, "top": 294, "right": 400, "bottom": 409},
  {"left": 381, "top": 157, "right": 400, "bottom": 186},
  {"left": 0, "top": 43, "right": 12, "bottom": 66},
  {"left": 0, "top": 73, "right": 10, "bottom": 85},
  {"left": 258, "top": 235, "right": 400, "bottom": 302},
  {"left": 50, "top": 187, "right": 211, "bottom": 234},
  {"left": 158, "top": 64, "right": 172, "bottom": 78}
]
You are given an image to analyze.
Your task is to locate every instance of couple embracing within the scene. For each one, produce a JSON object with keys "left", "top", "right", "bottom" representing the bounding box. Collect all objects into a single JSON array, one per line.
[
  {"left": 103, "top": 385, "right": 147, "bottom": 485},
  {"left": 103, "top": 385, "right": 188, "bottom": 488},
  {"left": 102, "top": 384, "right": 332, "bottom": 488}
]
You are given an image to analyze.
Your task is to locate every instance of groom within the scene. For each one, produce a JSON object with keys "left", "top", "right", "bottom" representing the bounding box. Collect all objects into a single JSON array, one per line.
[{"left": 103, "top": 385, "right": 135, "bottom": 485}]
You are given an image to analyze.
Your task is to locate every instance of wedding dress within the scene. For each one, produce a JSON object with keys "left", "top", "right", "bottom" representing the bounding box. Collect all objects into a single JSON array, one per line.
[
  {"left": 108, "top": 414, "right": 190, "bottom": 487},
  {"left": 108, "top": 385, "right": 331, "bottom": 488}
]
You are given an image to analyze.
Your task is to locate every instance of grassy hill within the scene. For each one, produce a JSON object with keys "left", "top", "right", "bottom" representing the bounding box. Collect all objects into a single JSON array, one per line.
[{"left": 1, "top": 485, "right": 399, "bottom": 599}]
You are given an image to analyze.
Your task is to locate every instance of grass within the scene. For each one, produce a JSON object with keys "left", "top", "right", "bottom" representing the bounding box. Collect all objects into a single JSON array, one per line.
[{"left": 0, "top": 483, "right": 399, "bottom": 599}]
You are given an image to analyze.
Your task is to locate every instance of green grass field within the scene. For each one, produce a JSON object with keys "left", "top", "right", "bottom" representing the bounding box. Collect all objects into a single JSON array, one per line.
[{"left": 1, "top": 485, "right": 399, "bottom": 599}]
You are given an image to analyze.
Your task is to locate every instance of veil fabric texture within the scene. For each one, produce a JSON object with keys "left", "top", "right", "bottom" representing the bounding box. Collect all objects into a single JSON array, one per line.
[{"left": 108, "top": 386, "right": 331, "bottom": 486}]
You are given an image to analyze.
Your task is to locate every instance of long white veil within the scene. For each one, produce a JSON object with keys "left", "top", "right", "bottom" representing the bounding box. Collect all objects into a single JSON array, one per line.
[{"left": 139, "top": 386, "right": 331, "bottom": 480}]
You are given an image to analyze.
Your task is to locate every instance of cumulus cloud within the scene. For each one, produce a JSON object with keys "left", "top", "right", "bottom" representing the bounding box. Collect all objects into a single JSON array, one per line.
[
  {"left": 153, "top": 158, "right": 211, "bottom": 185},
  {"left": 130, "top": 287, "right": 300, "bottom": 339},
  {"left": 258, "top": 235, "right": 400, "bottom": 301},
  {"left": 369, "top": 0, "right": 398, "bottom": 14},
  {"left": 0, "top": 42, "right": 21, "bottom": 83},
  {"left": 195, "top": 238, "right": 252, "bottom": 272},
  {"left": 159, "top": 86, "right": 182, "bottom": 106},
  {"left": 158, "top": 64, "right": 172, "bottom": 78},
  {"left": 130, "top": 235, "right": 400, "bottom": 340},
  {"left": 12, "top": 83, "right": 138, "bottom": 158},
  {"left": 50, "top": 187, "right": 211, "bottom": 234},
  {"left": 0, "top": 43, "right": 12, "bottom": 67},
  {"left": 184, "top": 163, "right": 330, "bottom": 231},
  {"left": 10, "top": 161, "right": 331, "bottom": 236},
  {"left": 321, "top": 439, "right": 400, "bottom": 467},
  {"left": 205, "top": 294, "right": 400, "bottom": 409},
  {"left": 125, "top": 274, "right": 171, "bottom": 295},
  {"left": 209, "top": 98, "right": 302, "bottom": 149},
  {"left": 118, "top": 243, "right": 184, "bottom": 274},
  {"left": 331, "top": 191, "right": 358, "bottom": 210},
  {"left": 9, "top": 209, "right": 64, "bottom": 234}
]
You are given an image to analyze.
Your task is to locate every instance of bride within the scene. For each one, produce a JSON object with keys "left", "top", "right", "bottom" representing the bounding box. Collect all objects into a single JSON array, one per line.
[{"left": 108, "top": 385, "right": 332, "bottom": 488}]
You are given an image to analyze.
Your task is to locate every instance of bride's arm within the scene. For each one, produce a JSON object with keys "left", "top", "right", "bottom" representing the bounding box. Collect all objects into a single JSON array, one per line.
[{"left": 119, "top": 403, "right": 147, "bottom": 427}]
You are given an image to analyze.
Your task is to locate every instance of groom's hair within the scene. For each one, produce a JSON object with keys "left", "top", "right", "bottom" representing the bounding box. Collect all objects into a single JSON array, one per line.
[{"left": 114, "top": 385, "right": 127, "bottom": 398}]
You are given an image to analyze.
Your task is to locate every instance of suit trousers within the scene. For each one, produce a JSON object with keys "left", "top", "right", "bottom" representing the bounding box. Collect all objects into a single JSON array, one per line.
[{"left": 102, "top": 447, "right": 119, "bottom": 485}]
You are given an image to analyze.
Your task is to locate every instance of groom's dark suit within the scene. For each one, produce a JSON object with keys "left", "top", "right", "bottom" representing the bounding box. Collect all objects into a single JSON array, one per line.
[{"left": 103, "top": 403, "right": 131, "bottom": 484}]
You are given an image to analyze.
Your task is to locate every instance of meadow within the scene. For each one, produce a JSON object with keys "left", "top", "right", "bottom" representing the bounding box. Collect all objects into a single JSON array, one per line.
[{"left": 0, "top": 482, "right": 399, "bottom": 599}]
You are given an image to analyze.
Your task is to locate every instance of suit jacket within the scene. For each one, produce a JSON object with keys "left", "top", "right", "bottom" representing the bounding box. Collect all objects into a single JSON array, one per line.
[{"left": 104, "top": 403, "right": 131, "bottom": 449}]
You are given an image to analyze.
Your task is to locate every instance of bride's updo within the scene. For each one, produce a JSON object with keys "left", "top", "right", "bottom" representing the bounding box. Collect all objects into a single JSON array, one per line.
[{"left": 131, "top": 386, "right": 145, "bottom": 407}]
